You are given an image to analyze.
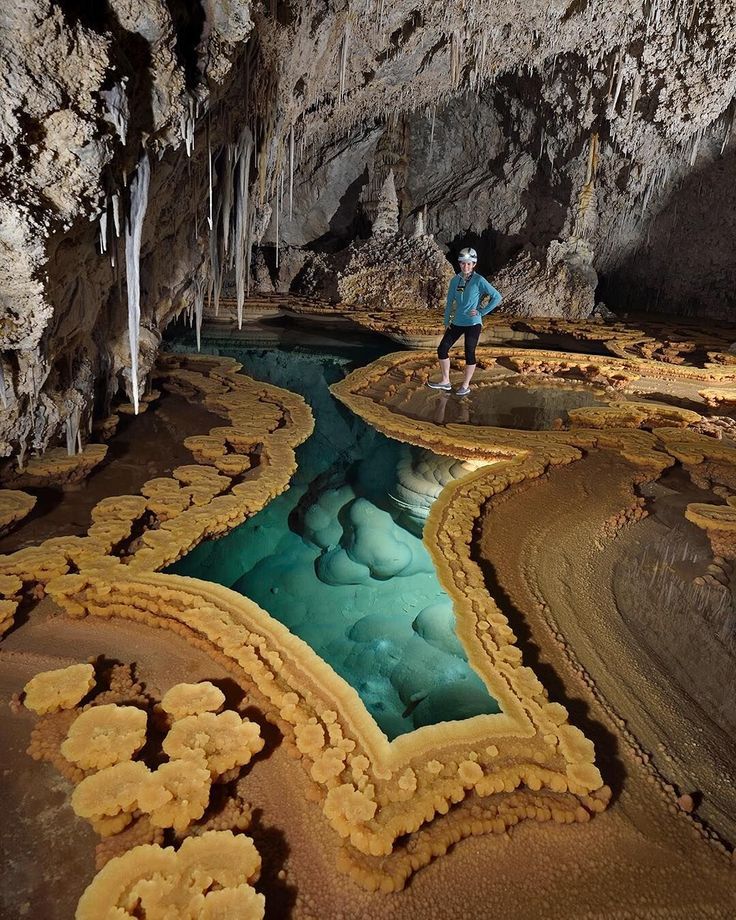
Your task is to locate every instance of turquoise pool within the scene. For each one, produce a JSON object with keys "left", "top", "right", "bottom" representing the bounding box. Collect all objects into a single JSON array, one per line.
[{"left": 166, "top": 333, "right": 500, "bottom": 738}]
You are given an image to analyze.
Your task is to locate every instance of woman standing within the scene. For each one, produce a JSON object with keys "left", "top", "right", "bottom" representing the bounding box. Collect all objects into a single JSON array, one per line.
[{"left": 427, "top": 247, "right": 502, "bottom": 396}]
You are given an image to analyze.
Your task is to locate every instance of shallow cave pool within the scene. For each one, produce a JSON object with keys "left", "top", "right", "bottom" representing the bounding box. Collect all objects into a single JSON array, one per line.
[
  {"left": 393, "top": 378, "right": 608, "bottom": 430},
  {"left": 166, "top": 336, "right": 500, "bottom": 739}
]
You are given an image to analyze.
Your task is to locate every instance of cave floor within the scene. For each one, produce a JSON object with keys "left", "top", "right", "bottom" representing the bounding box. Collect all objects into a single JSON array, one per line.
[
  {"left": 2, "top": 597, "right": 735, "bottom": 919},
  {"left": 0, "top": 392, "right": 223, "bottom": 555},
  {"left": 2, "top": 332, "right": 736, "bottom": 917}
]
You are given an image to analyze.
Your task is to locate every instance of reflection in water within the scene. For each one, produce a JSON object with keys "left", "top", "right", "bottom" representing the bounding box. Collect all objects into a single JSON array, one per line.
[
  {"left": 167, "top": 340, "right": 500, "bottom": 739},
  {"left": 408, "top": 379, "right": 607, "bottom": 430}
]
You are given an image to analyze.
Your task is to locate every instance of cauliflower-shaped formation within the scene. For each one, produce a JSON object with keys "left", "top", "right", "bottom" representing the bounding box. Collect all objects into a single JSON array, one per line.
[
  {"left": 201, "top": 885, "right": 265, "bottom": 919},
  {"left": 310, "top": 749, "right": 346, "bottom": 783},
  {"left": 23, "top": 663, "right": 96, "bottom": 715},
  {"left": 160, "top": 681, "right": 225, "bottom": 721},
  {"left": 72, "top": 761, "right": 151, "bottom": 820},
  {"left": 162, "top": 711, "right": 264, "bottom": 778},
  {"left": 76, "top": 831, "right": 264, "bottom": 920},
  {"left": 294, "top": 721, "right": 325, "bottom": 756},
  {"left": 458, "top": 760, "right": 484, "bottom": 787},
  {"left": 324, "top": 783, "right": 377, "bottom": 835},
  {"left": 138, "top": 760, "right": 212, "bottom": 832},
  {"left": 398, "top": 768, "right": 417, "bottom": 793},
  {"left": 61, "top": 704, "right": 147, "bottom": 770}
]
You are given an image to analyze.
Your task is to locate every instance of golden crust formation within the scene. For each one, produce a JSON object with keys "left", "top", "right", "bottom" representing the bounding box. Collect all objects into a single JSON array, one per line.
[
  {"left": 75, "top": 830, "right": 264, "bottom": 920},
  {"left": 0, "top": 489, "right": 36, "bottom": 534},
  {"left": 686, "top": 496, "right": 736, "bottom": 560},
  {"left": 160, "top": 680, "right": 225, "bottom": 720},
  {"left": 162, "top": 710, "right": 264, "bottom": 778},
  {"left": 23, "top": 663, "right": 96, "bottom": 715},
  {"left": 567, "top": 402, "right": 701, "bottom": 430},
  {"left": 1, "top": 444, "right": 108, "bottom": 489},
  {"left": 61, "top": 704, "right": 147, "bottom": 770},
  {"left": 14, "top": 349, "right": 725, "bottom": 892},
  {"left": 1, "top": 352, "right": 613, "bottom": 889}
]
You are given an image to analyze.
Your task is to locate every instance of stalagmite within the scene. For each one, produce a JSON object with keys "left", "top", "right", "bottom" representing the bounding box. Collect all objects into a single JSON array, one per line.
[
  {"left": 412, "top": 210, "right": 425, "bottom": 238},
  {"left": 124, "top": 152, "right": 151, "bottom": 415}
]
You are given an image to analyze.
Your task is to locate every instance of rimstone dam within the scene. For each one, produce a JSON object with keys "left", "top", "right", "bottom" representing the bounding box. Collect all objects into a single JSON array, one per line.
[{"left": 2, "top": 2, "right": 736, "bottom": 917}]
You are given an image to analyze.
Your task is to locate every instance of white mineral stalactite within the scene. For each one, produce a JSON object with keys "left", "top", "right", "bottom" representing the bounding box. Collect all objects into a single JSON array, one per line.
[
  {"left": 207, "top": 132, "right": 214, "bottom": 231},
  {"left": 234, "top": 127, "right": 254, "bottom": 328},
  {"left": 112, "top": 193, "right": 121, "bottom": 236},
  {"left": 194, "top": 276, "right": 205, "bottom": 351},
  {"left": 222, "top": 144, "right": 235, "bottom": 258},
  {"left": 0, "top": 361, "right": 7, "bottom": 409},
  {"left": 98, "top": 209, "right": 108, "bottom": 255},
  {"left": 209, "top": 186, "right": 223, "bottom": 317},
  {"left": 124, "top": 152, "right": 151, "bottom": 415},
  {"left": 65, "top": 404, "right": 80, "bottom": 456},
  {"left": 289, "top": 124, "right": 295, "bottom": 220},
  {"left": 181, "top": 96, "right": 196, "bottom": 156},
  {"left": 339, "top": 23, "right": 351, "bottom": 104},
  {"left": 611, "top": 53, "right": 626, "bottom": 111},
  {"left": 627, "top": 70, "right": 641, "bottom": 128}
]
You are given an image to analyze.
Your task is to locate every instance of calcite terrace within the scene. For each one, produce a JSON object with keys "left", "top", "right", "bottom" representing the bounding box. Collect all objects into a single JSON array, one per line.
[{"left": 3, "top": 352, "right": 609, "bottom": 895}]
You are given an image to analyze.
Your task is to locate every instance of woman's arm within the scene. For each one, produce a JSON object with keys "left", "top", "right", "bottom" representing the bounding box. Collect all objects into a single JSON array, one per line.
[{"left": 478, "top": 277, "right": 502, "bottom": 316}]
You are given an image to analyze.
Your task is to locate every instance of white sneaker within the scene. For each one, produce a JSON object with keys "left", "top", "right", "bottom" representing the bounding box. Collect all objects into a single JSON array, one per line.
[
  {"left": 454, "top": 385, "right": 471, "bottom": 396},
  {"left": 426, "top": 381, "right": 452, "bottom": 390}
]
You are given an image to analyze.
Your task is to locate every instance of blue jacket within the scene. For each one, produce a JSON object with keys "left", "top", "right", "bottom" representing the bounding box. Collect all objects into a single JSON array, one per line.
[{"left": 444, "top": 272, "right": 503, "bottom": 327}]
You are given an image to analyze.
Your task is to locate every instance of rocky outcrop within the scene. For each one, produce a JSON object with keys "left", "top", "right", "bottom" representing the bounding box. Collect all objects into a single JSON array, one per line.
[
  {"left": 494, "top": 239, "right": 598, "bottom": 321},
  {"left": 3, "top": 1, "right": 736, "bottom": 461}
]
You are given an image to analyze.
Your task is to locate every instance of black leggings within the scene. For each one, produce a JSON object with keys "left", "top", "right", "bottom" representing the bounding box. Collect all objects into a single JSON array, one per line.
[{"left": 437, "top": 324, "right": 482, "bottom": 364}]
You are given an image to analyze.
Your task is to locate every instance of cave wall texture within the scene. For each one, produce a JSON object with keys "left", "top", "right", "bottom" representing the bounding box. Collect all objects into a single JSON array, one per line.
[{"left": 1, "top": 0, "right": 736, "bottom": 460}]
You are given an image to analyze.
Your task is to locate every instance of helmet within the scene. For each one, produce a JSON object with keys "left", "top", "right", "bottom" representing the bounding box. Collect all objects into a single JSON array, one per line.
[{"left": 458, "top": 247, "right": 478, "bottom": 264}]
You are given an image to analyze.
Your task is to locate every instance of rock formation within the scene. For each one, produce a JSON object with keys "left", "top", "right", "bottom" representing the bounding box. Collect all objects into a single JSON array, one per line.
[{"left": 3, "top": 1, "right": 736, "bottom": 481}]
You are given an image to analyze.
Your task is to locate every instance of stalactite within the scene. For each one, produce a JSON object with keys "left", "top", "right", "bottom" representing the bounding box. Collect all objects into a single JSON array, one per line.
[
  {"left": 611, "top": 55, "right": 626, "bottom": 112},
  {"left": 207, "top": 122, "right": 214, "bottom": 231},
  {"left": 111, "top": 193, "right": 121, "bottom": 238},
  {"left": 234, "top": 127, "right": 254, "bottom": 328},
  {"left": 222, "top": 144, "right": 235, "bottom": 259},
  {"left": 181, "top": 96, "right": 196, "bottom": 157},
  {"left": 124, "top": 152, "right": 151, "bottom": 415},
  {"left": 289, "top": 124, "right": 295, "bottom": 220},
  {"left": 627, "top": 71, "right": 641, "bottom": 128},
  {"left": 194, "top": 276, "right": 205, "bottom": 351},
  {"left": 98, "top": 209, "right": 108, "bottom": 255},
  {"left": 65, "top": 404, "right": 80, "bottom": 456},
  {"left": 450, "top": 32, "right": 461, "bottom": 90},
  {"left": 0, "top": 360, "right": 7, "bottom": 409},
  {"left": 721, "top": 101, "right": 735, "bottom": 154},
  {"left": 339, "top": 22, "right": 351, "bottom": 104}
]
